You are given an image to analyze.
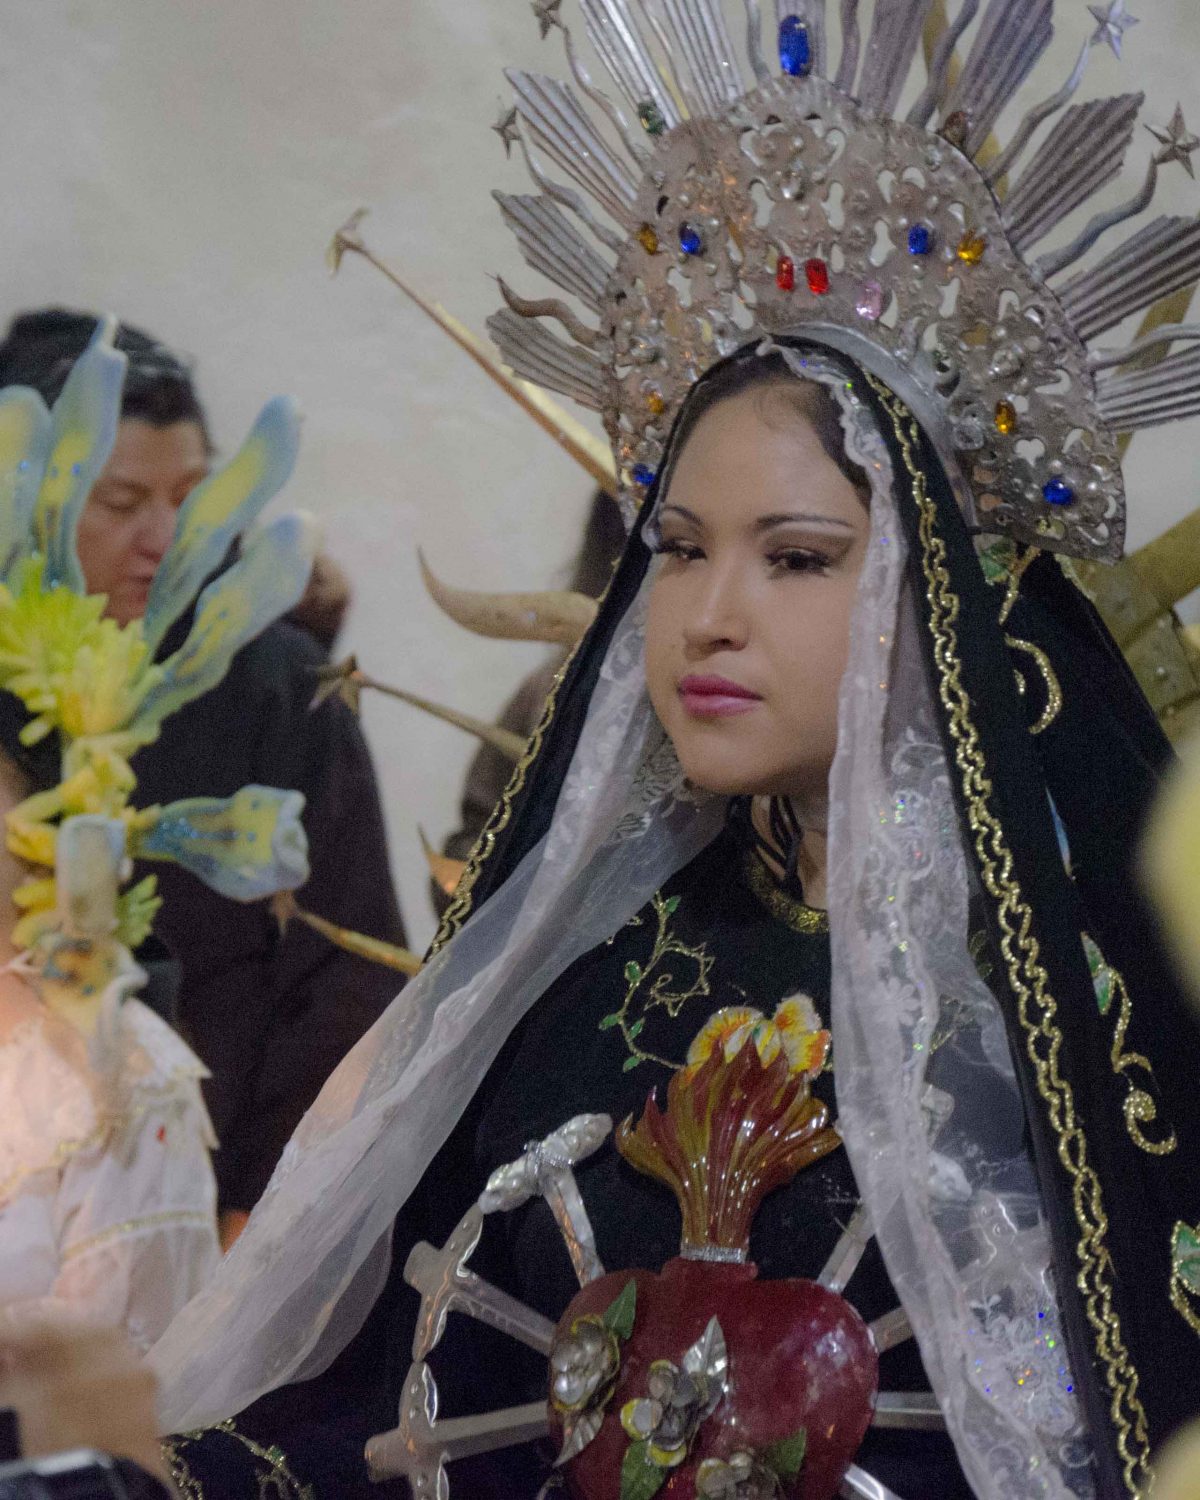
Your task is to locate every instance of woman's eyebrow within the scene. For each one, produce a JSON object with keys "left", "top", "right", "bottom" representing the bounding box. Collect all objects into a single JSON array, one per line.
[
  {"left": 657, "top": 503, "right": 703, "bottom": 525},
  {"left": 659, "top": 503, "right": 854, "bottom": 532},
  {"left": 755, "top": 512, "right": 855, "bottom": 532}
]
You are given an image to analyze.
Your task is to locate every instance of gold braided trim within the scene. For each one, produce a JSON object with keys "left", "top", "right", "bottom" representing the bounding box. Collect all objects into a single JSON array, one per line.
[
  {"left": 165, "top": 1419, "right": 315, "bottom": 1500},
  {"left": 866, "top": 374, "right": 1153, "bottom": 1496},
  {"left": 743, "top": 848, "right": 830, "bottom": 934},
  {"left": 429, "top": 647, "right": 577, "bottom": 954},
  {"left": 162, "top": 1435, "right": 205, "bottom": 1499}
]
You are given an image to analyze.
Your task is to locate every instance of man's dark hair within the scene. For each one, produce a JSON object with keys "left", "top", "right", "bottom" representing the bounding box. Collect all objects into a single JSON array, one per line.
[{"left": 0, "top": 308, "right": 211, "bottom": 446}]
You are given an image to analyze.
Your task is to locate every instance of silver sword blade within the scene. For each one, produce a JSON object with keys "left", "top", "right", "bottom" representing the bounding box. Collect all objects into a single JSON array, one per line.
[
  {"left": 543, "top": 1171, "right": 604, "bottom": 1286},
  {"left": 405, "top": 1240, "right": 557, "bottom": 1357},
  {"left": 868, "top": 1305, "right": 914, "bottom": 1353},
  {"left": 871, "top": 1392, "right": 947, "bottom": 1431},
  {"left": 818, "top": 1204, "right": 872, "bottom": 1294},
  {"left": 840, "top": 1462, "right": 908, "bottom": 1499},
  {"left": 366, "top": 1401, "right": 550, "bottom": 1481}
]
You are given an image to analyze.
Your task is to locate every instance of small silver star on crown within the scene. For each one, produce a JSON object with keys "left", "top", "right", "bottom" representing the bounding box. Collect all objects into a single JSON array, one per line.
[
  {"left": 1088, "top": 0, "right": 1139, "bottom": 59},
  {"left": 1148, "top": 104, "right": 1200, "bottom": 179}
]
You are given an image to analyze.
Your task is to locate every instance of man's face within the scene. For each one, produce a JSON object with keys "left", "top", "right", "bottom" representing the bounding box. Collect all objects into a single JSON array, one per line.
[{"left": 75, "top": 418, "right": 209, "bottom": 625}]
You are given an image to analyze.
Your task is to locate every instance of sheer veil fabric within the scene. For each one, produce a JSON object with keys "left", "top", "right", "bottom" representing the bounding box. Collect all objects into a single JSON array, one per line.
[{"left": 152, "top": 346, "right": 1090, "bottom": 1496}]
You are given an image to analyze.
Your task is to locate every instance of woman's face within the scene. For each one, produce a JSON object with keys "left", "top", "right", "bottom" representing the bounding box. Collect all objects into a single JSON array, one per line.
[{"left": 645, "top": 385, "right": 871, "bottom": 801}]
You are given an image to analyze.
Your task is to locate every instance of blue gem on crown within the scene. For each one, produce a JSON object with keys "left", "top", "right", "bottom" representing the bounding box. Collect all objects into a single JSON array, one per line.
[
  {"left": 1042, "top": 478, "right": 1076, "bottom": 507},
  {"left": 778, "top": 17, "right": 813, "bottom": 77}
]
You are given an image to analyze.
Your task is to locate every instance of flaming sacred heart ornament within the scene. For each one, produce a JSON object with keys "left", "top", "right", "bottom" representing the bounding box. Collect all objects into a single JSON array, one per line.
[
  {"left": 377, "top": 1002, "right": 938, "bottom": 1500},
  {"left": 547, "top": 1024, "right": 878, "bottom": 1500}
]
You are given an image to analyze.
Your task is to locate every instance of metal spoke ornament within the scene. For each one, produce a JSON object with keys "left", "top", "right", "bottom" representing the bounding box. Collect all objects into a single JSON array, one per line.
[
  {"left": 365, "top": 1361, "right": 549, "bottom": 1494},
  {"left": 378, "top": 1106, "right": 921, "bottom": 1498},
  {"left": 405, "top": 1205, "right": 557, "bottom": 1360},
  {"left": 479, "top": 1114, "right": 612, "bottom": 1286}
]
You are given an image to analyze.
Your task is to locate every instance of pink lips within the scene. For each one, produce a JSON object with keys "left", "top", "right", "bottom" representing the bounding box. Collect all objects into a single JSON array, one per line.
[{"left": 677, "top": 673, "right": 762, "bottom": 718}]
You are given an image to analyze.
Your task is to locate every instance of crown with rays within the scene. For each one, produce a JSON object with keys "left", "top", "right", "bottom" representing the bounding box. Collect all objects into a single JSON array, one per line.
[{"left": 477, "top": 0, "right": 1198, "bottom": 564}]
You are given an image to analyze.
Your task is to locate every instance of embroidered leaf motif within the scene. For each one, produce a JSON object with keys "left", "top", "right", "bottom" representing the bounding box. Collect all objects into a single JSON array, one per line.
[
  {"left": 599, "top": 1013, "right": 621, "bottom": 1030},
  {"left": 1081, "top": 933, "right": 1115, "bottom": 1014},
  {"left": 620, "top": 1440, "right": 667, "bottom": 1500},
  {"left": 967, "top": 929, "right": 993, "bottom": 983},
  {"left": 663, "top": 895, "right": 681, "bottom": 915},
  {"left": 623, "top": 1055, "right": 643, "bottom": 1072},
  {"left": 628, "top": 1019, "right": 645, "bottom": 1040},
  {"left": 764, "top": 1429, "right": 808, "bottom": 1480},
  {"left": 625, "top": 960, "right": 643, "bottom": 984},
  {"left": 603, "top": 1279, "right": 638, "bottom": 1340},
  {"left": 1173, "top": 1223, "right": 1200, "bottom": 1295}
]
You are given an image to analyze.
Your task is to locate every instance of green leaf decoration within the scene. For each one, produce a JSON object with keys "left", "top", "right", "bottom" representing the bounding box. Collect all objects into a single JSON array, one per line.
[
  {"left": 625, "top": 960, "right": 643, "bottom": 984},
  {"left": 116, "top": 875, "right": 162, "bottom": 950},
  {"left": 599, "top": 1012, "right": 621, "bottom": 1030},
  {"left": 1173, "top": 1223, "right": 1200, "bottom": 1295},
  {"left": 603, "top": 1280, "right": 638, "bottom": 1341},
  {"left": 663, "top": 895, "right": 681, "bottom": 914},
  {"left": 628, "top": 1018, "right": 645, "bottom": 1039},
  {"left": 622, "top": 1055, "right": 643, "bottom": 1073},
  {"left": 979, "top": 538, "right": 1017, "bottom": 584},
  {"left": 620, "top": 1440, "right": 667, "bottom": 1500},
  {"left": 764, "top": 1429, "right": 808, "bottom": 1481}
]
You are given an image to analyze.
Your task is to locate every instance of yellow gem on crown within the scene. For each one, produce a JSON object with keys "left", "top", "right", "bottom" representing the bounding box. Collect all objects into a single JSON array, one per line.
[
  {"left": 637, "top": 224, "right": 659, "bottom": 255},
  {"left": 956, "top": 230, "right": 987, "bottom": 265},
  {"left": 995, "top": 400, "right": 1018, "bottom": 436},
  {"left": 646, "top": 390, "right": 666, "bottom": 416}
]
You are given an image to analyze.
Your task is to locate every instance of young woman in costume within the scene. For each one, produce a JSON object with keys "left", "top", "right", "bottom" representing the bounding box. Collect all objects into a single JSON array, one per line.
[{"left": 152, "top": 3, "right": 1200, "bottom": 1497}]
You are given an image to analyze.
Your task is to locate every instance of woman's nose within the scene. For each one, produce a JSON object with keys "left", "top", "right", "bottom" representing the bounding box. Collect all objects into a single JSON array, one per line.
[
  {"left": 681, "top": 563, "right": 750, "bottom": 654},
  {"left": 135, "top": 496, "right": 181, "bottom": 565}
]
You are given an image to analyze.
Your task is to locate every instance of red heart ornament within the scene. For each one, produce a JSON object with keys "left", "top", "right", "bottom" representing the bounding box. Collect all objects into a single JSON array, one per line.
[
  {"left": 547, "top": 1020, "right": 882, "bottom": 1499},
  {"left": 552, "top": 1256, "right": 878, "bottom": 1500}
]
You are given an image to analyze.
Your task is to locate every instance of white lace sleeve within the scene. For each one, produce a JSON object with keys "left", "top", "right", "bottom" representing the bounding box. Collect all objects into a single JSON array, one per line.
[{"left": 0, "top": 1000, "right": 220, "bottom": 1353}]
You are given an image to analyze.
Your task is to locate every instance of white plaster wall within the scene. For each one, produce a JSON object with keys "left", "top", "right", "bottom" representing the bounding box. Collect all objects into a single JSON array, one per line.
[{"left": 2, "top": 0, "right": 1199, "bottom": 949}]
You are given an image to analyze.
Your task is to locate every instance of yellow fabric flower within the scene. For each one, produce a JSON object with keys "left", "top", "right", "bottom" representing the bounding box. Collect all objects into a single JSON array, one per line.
[
  {"left": 685, "top": 1007, "right": 766, "bottom": 1074},
  {"left": 685, "top": 996, "right": 829, "bottom": 1080},
  {"left": 771, "top": 993, "right": 831, "bottom": 1079}
]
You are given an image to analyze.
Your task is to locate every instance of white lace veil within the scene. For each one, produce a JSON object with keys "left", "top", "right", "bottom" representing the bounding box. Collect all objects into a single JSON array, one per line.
[{"left": 151, "top": 347, "right": 1092, "bottom": 1497}]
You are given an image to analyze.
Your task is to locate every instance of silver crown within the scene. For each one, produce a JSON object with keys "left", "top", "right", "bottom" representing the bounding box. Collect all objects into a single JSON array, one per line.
[{"left": 487, "top": 0, "right": 1199, "bottom": 561}]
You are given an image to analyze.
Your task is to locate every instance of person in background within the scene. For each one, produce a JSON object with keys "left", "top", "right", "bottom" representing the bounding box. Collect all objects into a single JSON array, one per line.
[
  {"left": 0, "top": 309, "right": 409, "bottom": 1245},
  {"left": 437, "top": 488, "right": 625, "bottom": 900}
]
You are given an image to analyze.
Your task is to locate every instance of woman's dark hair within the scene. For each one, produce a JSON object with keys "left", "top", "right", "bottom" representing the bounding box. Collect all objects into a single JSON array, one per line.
[
  {"left": 0, "top": 307, "right": 212, "bottom": 448},
  {"left": 664, "top": 345, "right": 871, "bottom": 502}
]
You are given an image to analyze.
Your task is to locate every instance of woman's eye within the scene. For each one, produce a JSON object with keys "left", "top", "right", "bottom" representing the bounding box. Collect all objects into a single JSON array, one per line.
[
  {"left": 94, "top": 489, "right": 140, "bottom": 516},
  {"left": 654, "top": 537, "right": 704, "bottom": 562},
  {"left": 768, "top": 548, "right": 830, "bottom": 575}
]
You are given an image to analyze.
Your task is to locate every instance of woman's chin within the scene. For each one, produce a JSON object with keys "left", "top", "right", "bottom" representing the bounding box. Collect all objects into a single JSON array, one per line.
[
  {"left": 673, "top": 747, "right": 787, "bottom": 799},
  {"left": 669, "top": 732, "right": 829, "bottom": 800}
]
